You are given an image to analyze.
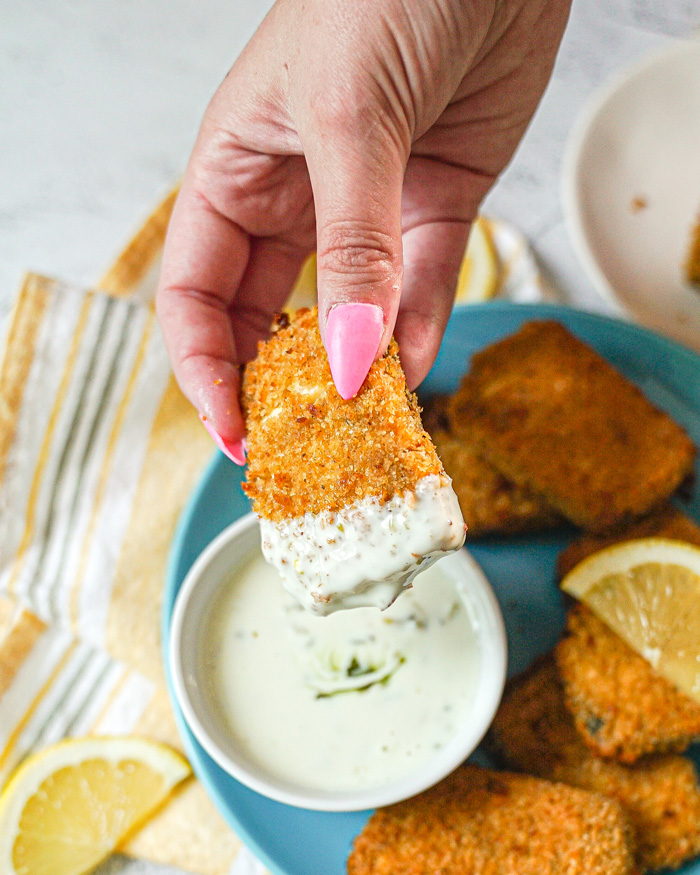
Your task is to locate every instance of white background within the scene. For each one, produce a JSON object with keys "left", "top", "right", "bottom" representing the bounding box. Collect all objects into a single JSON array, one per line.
[{"left": 2, "top": 1, "right": 700, "bottom": 873}]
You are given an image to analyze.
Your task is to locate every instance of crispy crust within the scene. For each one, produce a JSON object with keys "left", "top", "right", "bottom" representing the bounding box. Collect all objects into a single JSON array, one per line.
[
  {"left": 490, "top": 654, "right": 700, "bottom": 872},
  {"left": 687, "top": 213, "right": 700, "bottom": 285},
  {"left": 557, "top": 505, "right": 700, "bottom": 580},
  {"left": 556, "top": 606, "right": 700, "bottom": 763},
  {"left": 347, "top": 764, "right": 635, "bottom": 875},
  {"left": 449, "top": 321, "right": 696, "bottom": 532},
  {"left": 422, "top": 396, "right": 561, "bottom": 537},
  {"left": 241, "top": 309, "right": 442, "bottom": 521}
]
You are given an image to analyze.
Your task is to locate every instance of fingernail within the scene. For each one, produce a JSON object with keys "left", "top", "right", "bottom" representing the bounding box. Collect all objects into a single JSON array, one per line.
[
  {"left": 200, "top": 415, "right": 246, "bottom": 466},
  {"left": 325, "top": 303, "right": 383, "bottom": 400}
]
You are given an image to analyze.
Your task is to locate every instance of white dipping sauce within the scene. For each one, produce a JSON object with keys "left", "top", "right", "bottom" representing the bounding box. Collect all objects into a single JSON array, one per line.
[
  {"left": 200, "top": 551, "right": 480, "bottom": 794},
  {"left": 259, "top": 473, "right": 466, "bottom": 615}
]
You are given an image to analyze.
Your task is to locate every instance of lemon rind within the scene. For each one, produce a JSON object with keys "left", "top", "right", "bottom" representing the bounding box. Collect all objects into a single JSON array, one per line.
[
  {"left": 560, "top": 537, "right": 700, "bottom": 599},
  {"left": 455, "top": 216, "right": 500, "bottom": 304}
]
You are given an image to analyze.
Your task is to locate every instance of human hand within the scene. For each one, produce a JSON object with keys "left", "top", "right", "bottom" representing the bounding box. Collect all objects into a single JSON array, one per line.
[{"left": 156, "top": 0, "right": 570, "bottom": 460}]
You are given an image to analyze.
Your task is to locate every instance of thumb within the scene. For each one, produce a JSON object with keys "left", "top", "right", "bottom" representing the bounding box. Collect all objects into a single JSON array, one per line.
[{"left": 302, "top": 118, "right": 406, "bottom": 399}]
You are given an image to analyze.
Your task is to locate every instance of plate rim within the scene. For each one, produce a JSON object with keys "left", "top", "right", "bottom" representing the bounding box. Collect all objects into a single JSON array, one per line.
[
  {"left": 561, "top": 37, "right": 700, "bottom": 326},
  {"left": 162, "top": 300, "right": 700, "bottom": 875}
]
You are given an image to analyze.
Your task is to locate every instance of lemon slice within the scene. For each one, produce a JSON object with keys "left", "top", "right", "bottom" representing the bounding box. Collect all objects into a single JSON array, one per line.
[
  {"left": 561, "top": 538, "right": 700, "bottom": 704},
  {"left": 286, "top": 252, "right": 317, "bottom": 312},
  {"left": 455, "top": 217, "right": 500, "bottom": 304},
  {"left": 0, "top": 736, "right": 191, "bottom": 875}
]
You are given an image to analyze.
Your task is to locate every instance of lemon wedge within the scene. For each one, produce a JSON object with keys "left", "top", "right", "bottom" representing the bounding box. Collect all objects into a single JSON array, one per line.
[
  {"left": 455, "top": 217, "right": 500, "bottom": 304},
  {"left": 0, "top": 736, "right": 191, "bottom": 875},
  {"left": 561, "top": 538, "right": 700, "bottom": 704},
  {"left": 286, "top": 252, "right": 317, "bottom": 312}
]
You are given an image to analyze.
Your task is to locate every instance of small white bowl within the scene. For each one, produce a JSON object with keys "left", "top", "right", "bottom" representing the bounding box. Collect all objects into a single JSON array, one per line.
[{"left": 169, "top": 512, "right": 507, "bottom": 812}]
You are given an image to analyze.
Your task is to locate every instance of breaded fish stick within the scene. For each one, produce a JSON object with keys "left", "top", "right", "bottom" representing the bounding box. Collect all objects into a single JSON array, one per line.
[
  {"left": 490, "top": 654, "right": 700, "bottom": 872},
  {"left": 422, "top": 395, "right": 561, "bottom": 537},
  {"left": 242, "top": 309, "right": 465, "bottom": 614},
  {"left": 450, "top": 321, "right": 696, "bottom": 532},
  {"left": 556, "top": 606, "right": 700, "bottom": 763},
  {"left": 347, "top": 764, "right": 636, "bottom": 875}
]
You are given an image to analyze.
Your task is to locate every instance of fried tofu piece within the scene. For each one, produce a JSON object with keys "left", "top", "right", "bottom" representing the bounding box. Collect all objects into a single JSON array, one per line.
[
  {"left": 421, "top": 396, "right": 562, "bottom": 537},
  {"left": 490, "top": 654, "right": 700, "bottom": 872},
  {"left": 557, "top": 505, "right": 700, "bottom": 580},
  {"left": 449, "top": 321, "right": 696, "bottom": 532},
  {"left": 242, "top": 309, "right": 440, "bottom": 520},
  {"left": 347, "top": 764, "right": 636, "bottom": 875},
  {"left": 556, "top": 606, "right": 700, "bottom": 763},
  {"left": 241, "top": 309, "right": 465, "bottom": 614}
]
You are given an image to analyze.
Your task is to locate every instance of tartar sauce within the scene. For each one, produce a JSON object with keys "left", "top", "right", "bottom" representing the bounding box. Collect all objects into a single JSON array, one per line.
[
  {"left": 200, "top": 551, "right": 480, "bottom": 793},
  {"left": 259, "top": 473, "right": 466, "bottom": 615}
]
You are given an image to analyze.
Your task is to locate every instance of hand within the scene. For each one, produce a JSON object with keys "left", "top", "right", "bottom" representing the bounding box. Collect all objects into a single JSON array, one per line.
[{"left": 156, "top": 0, "right": 570, "bottom": 458}]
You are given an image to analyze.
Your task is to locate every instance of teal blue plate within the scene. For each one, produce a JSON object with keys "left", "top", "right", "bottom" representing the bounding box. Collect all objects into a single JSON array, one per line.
[{"left": 163, "top": 303, "right": 700, "bottom": 875}]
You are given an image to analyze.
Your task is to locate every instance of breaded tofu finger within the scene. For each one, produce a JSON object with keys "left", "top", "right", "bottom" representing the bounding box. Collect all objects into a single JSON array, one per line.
[
  {"left": 450, "top": 321, "right": 696, "bottom": 532},
  {"left": 347, "top": 764, "right": 636, "bottom": 875},
  {"left": 241, "top": 309, "right": 465, "bottom": 614},
  {"left": 556, "top": 606, "right": 700, "bottom": 762},
  {"left": 422, "top": 396, "right": 561, "bottom": 537},
  {"left": 490, "top": 654, "right": 700, "bottom": 872}
]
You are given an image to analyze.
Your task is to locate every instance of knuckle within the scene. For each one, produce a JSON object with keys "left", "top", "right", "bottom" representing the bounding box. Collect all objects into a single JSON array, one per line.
[
  {"left": 317, "top": 222, "right": 400, "bottom": 286},
  {"left": 313, "top": 86, "right": 408, "bottom": 156},
  {"left": 316, "top": 87, "right": 376, "bottom": 135}
]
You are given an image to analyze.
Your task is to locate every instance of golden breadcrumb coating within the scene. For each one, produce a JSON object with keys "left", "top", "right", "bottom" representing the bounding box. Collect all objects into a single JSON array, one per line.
[
  {"left": 241, "top": 309, "right": 442, "bottom": 522},
  {"left": 422, "top": 395, "right": 561, "bottom": 537},
  {"left": 557, "top": 505, "right": 700, "bottom": 580},
  {"left": 556, "top": 606, "right": 700, "bottom": 763},
  {"left": 449, "top": 321, "right": 696, "bottom": 532},
  {"left": 687, "top": 213, "right": 700, "bottom": 285},
  {"left": 347, "top": 764, "right": 636, "bottom": 875},
  {"left": 490, "top": 654, "right": 700, "bottom": 872}
]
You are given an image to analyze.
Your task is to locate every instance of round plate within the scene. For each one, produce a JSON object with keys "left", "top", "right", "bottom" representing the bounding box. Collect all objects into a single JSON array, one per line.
[
  {"left": 562, "top": 39, "right": 700, "bottom": 353},
  {"left": 163, "top": 302, "right": 700, "bottom": 875}
]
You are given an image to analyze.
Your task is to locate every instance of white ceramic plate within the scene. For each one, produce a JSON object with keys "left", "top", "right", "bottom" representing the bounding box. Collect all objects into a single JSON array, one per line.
[{"left": 563, "top": 39, "right": 700, "bottom": 352}]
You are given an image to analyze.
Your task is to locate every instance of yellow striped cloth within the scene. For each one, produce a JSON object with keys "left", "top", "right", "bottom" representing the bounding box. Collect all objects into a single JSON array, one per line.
[{"left": 0, "top": 191, "right": 268, "bottom": 875}]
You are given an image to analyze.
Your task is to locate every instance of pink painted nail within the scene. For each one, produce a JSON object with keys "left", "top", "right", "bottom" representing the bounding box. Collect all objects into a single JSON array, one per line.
[
  {"left": 200, "top": 415, "right": 246, "bottom": 466},
  {"left": 325, "top": 303, "right": 384, "bottom": 400}
]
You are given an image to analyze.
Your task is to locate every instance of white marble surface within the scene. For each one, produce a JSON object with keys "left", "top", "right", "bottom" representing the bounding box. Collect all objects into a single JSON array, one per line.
[
  {"left": 1, "top": 0, "right": 271, "bottom": 312},
  {"left": 3, "top": 1, "right": 700, "bottom": 874},
  {"left": 2, "top": 0, "right": 699, "bottom": 325}
]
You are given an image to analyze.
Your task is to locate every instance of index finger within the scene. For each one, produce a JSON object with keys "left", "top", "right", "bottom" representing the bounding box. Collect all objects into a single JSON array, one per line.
[{"left": 156, "top": 175, "right": 250, "bottom": 443}]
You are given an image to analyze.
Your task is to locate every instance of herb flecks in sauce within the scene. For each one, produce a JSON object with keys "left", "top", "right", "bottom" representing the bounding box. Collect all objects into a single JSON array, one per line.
[{"left": 306, "top": 647, "right": 406, "bottom": 697}]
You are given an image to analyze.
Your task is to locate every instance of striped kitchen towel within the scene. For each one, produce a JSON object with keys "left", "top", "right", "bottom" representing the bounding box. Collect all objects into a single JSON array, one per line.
[
  {"left": 0, "top": 189, "right": 267, "bottom": 875},
  {"left": 0, "top": 189, "right": 548, "bottom": 875}
]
